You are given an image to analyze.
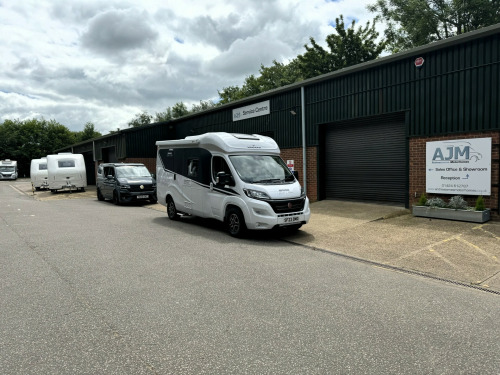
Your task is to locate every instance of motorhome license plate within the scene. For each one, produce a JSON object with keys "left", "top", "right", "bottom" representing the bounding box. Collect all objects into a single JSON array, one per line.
[
  {"left": 282, "top": 216, "right": 299, "bottom": 225},
  {"left": 137, "top": 195, "right": 148, "bottom": 199}
]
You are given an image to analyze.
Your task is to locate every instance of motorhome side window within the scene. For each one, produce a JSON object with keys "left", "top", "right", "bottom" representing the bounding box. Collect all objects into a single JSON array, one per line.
[
  {"left": 187, "top": 159, "right": 198, "bottom": 178},
  {"left": 212, "top": 156, "right": 231, "bottom": 183},
  {"left": 39, "top": 164, "right": 47, "bottom": 170},
  {"left": 58, "top": 160, "right": 75, "bottom": 168}
]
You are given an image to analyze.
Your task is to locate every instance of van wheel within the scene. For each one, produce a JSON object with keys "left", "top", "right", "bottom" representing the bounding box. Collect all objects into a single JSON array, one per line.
[
  {"left": 226, "top": 207, "right": 246, "bottom": 238},
  {"left": 167, "top": 197, "right": 179, "bottom": 220},
  {"left": 113, "top": 190, "right": 121, "bottom": 205},
  {"left": 97, "top": 188, "right": 104, "bottom": 201}
]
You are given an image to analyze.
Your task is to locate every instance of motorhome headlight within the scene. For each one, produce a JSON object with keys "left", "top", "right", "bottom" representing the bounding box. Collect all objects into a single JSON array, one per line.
[{"left": 243, "top": 188, "right": 270, "bottom": 200}]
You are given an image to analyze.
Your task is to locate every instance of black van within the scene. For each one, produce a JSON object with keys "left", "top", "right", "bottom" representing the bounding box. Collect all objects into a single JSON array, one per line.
[{"left": 96, "top": 163, "right": 156, "bottom": 205}]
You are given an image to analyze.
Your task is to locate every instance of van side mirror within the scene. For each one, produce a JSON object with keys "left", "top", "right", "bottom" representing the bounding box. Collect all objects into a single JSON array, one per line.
[{"left": 293, "top": 170, "right": 299, "bottom": 180}]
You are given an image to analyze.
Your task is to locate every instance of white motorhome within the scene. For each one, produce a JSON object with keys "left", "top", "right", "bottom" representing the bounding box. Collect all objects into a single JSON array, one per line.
[
  {"left": 46, "top": 153, "right": 87, "bottom": 192},
  {"left": 0, "top": 159, "right": 18, "bottom": 180},
  {"left": 30, "top": 158, "right": 49, "bottom": 190},
  {"left": 156, "top": 132, "right": 310, "bottom": 237}
]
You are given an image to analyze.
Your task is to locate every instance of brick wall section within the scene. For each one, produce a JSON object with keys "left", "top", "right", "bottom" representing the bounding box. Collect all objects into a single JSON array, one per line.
[
  {"left": 281, "top": 147, "right": 318, "bottom": 202},
  {"left": 409, "top": 132, "right": 499, "bottom": 218}
]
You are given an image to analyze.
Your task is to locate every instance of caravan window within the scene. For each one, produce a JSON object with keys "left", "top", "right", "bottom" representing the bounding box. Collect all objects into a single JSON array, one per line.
[
  {"left": 58, "top": 160, "right": 75, "bottom": 168},
  {"left": 39, "top": 163, "right": 47, "bottom": 170}
]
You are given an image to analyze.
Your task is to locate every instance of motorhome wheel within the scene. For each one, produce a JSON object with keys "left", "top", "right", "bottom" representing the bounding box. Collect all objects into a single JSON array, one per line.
[
  {"left": 167, "top": 197, "right": 179, "bottom": 220},
  {"left": 227, "top": 207, "right": 246, "bottom": 237}
]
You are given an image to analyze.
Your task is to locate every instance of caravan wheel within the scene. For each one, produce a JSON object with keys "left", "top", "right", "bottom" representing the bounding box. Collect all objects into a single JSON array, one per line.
[{"left": 167, "top": 197, "right": 179, "bottom": 220}]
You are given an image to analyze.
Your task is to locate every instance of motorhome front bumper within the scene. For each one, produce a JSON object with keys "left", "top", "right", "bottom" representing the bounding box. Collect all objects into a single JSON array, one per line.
[{"left": 245, "top": 197, "right": 311, "bottom": 230}]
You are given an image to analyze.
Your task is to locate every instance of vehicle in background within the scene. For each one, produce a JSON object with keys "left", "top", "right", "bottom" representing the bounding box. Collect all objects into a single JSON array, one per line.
[
  {"left": 0, "top": 159, "right": 18, "bottom": 180},
  {"left": 156, "top": 132, "right": 310, "bottom": 237},
  {"left": 47, "top": 153, "right": 87, "bottom": 192},
  {"left": 96, "top": 163, "right": 156, "bottom": 205},
  {"left": 30, "top": 158, "right": 49, "bottom": 190}
]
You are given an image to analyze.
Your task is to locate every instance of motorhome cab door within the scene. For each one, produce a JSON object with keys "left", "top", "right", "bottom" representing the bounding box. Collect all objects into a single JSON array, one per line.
[{"left": 207, "top": 155, "right": 235, "bottom": 219}]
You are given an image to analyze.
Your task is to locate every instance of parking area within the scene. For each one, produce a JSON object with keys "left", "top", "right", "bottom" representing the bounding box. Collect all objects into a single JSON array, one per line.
[{"left": 9, "top": 178, "right": 500, "bottom": 294}]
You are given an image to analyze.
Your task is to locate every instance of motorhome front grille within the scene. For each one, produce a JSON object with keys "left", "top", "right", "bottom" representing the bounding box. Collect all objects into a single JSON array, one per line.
[
  {"left": 130, "top": 184, "right": 154, "bottom": 192},
  {"left": 267, "top": 198, "right": 305, "bottom": 214}
]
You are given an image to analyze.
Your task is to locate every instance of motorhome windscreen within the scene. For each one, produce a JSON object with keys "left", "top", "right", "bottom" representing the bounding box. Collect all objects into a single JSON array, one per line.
[
  {"left": 116, "top": 165, "right": 150, "bottom": 177},
  {"left": 229, "top": 155, "right": 294, "bottom": 184},
  {"left": 39, "top": 164, "right": 47, "bottom": 170},
  {"left": 0, "top": 166, "right": 15, "bottom": 172},
  {"left": 58, "top": 160, "right": 75, "bottom": 168}
]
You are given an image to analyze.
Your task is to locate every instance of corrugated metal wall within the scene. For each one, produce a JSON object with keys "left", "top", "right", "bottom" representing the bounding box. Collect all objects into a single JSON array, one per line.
[
  {"left": 306, "top": 33, "right": 500, "bottom": 143},
  {"left": 174, "top": 90, "right": 303, "bottom": 148},
  {"left": 125, "top": 123, "right": 175, "bottom": 158},
  {"left": 94, "top": 134, "right": 126, "bottom": 160}
]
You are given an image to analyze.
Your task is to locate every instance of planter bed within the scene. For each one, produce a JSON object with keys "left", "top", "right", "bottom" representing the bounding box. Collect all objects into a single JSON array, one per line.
[{"left": 412, "top": 206, "right": 491, "bottom": 223}]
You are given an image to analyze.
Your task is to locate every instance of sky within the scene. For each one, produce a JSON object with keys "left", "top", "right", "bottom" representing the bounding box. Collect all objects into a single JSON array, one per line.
[{"left": 0, "top": 0, "right": 381, "bottom": 134}]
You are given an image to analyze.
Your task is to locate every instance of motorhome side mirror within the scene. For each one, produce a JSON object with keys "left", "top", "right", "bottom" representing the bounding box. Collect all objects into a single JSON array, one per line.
[
  {"left": 293, "top": 170, "right": 299, "bottom": 180},
  {"left": 216, "top": 171, "right": 234, "bottom": 186}
]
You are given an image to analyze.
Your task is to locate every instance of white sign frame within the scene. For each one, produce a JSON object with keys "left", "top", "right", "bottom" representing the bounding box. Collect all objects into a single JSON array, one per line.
[
  {"left": 426, "top": 137, "right": 491, "bottom": 195},
  {"left": 232, "top": 100, "right": 270, "bottom": 122}
]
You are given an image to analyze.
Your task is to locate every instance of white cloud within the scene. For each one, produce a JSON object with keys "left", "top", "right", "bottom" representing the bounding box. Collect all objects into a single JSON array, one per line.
[{"left": 0, "top": 0, "right": 381, "bottom": 134}]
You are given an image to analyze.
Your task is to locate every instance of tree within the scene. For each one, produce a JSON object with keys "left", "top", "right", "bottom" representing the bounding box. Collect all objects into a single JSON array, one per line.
[
  {"left": 191, "top": 100, "right": 217, "bottom": 113},
  {"left": 171, "top": 102, "right": 189, "bottom": 118},
  {"left": 218, "top": 60, "right": 303, "bottom": 104},
  {"left": 128, "top": 111, "right": 152, "bottom": 128},
  {"left": 368, "top": 0, "right": 500, "bottom": 52},
  {"left": 297, "top": 15, "right": 386, "bottom": 79},
  {"left": 75, "top": 122, "right": 102, "bottom": 142}
]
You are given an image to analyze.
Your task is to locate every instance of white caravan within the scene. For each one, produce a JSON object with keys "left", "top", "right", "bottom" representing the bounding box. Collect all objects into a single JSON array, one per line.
[
  {"left": 30, "top": 158, "right": 49, "bottom": 190},
  {"left": 0, "top": 159, "right": 18, "bottom": 180},
  {"left": 46, "top": 153, "right": 87, "bottom": 192},
  {"left": 156, "top": 132, "right": 310, "bottom": 237}
]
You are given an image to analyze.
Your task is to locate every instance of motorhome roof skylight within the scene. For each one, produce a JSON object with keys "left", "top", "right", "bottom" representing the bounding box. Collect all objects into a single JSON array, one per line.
[{"left": 231, "top": 133, "right": 260, "bottom": 140}]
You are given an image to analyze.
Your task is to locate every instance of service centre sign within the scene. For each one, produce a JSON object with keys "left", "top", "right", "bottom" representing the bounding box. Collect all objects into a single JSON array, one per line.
[
  {"left": 232, "top": 100, "right": 270, "bottom": 122},
  {"left": 426, "top": 138, "right": 491, "bottom": 195}
]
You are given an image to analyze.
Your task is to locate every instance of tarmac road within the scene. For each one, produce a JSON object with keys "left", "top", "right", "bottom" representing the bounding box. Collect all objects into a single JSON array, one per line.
[{"left": 1, "top": 179, "right": 499, "bottom": 374}]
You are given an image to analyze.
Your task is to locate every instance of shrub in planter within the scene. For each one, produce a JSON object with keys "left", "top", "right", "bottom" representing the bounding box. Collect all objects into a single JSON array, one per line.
[
  {"left": 413, "top": 194, "right": 490, "bottom": 223},
  {"left": 448, "top": 195, "right": 468, "bottom": 210},
  {"left": 425, "top": 197, "right": 446, "bottom": 208},
  {"left": 417, "top": 193, "right": 427, "bottom": 206},
  {"left": 475, "top": 195, "right": 485, "bottom": 211}
]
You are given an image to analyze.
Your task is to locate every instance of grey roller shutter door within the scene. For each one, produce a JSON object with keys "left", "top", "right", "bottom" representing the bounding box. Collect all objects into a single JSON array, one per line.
[{"left": 324, "top": 115, "right": 406, "bottom": 204}]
